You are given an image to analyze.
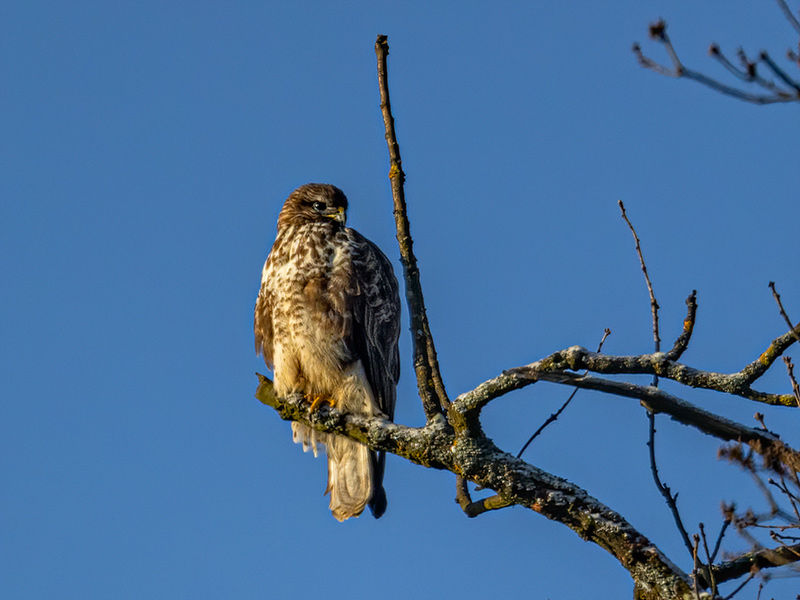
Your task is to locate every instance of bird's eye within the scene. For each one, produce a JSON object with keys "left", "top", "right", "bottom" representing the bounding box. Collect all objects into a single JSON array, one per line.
[{"left": 312, "top": 202, "right": 325, "bottom": 212}]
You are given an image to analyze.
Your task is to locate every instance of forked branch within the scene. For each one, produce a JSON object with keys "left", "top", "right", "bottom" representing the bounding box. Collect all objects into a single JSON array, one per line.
[{"left": 633, "top": 14, "right": 800, "bottom": 105}]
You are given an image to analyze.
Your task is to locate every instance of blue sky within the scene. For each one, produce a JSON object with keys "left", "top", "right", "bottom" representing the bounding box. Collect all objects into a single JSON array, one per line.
[{"left": 3, "top": 1, "right": 799, "bottom": 598}]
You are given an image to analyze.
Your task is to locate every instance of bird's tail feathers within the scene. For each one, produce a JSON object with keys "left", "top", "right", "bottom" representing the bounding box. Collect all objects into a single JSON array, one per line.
[{"left": 325, "top": 435, "right": 372, "bottom": 522}]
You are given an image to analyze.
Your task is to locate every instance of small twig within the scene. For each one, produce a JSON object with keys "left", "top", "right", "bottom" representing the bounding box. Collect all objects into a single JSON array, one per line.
[
  {"left": 769, "top": 281, "right": 800, "bottom": 345},
  {"left": 777, "top": 0, "right": 800, "bottom": 35},
  {"left": 649, "top": 410, "right": 694, "bottom": 556},
  {"left": 516, "top": 328, "right": 611, "bottom": 458},
  {"left": 619, "top": 200, "right": 660, "bottom": 387},
  {"left": 633, "top": 19, "right": 800, "bottom": 104},
  {"left": 455, "top": 477, "right": 514, "bottom": 518},
  {"left": 769, "top": 476, "right": 800, "bottom": 516},
  {"left": 375, "top": 35, "right": 450, "bottom": 420},
  {"left": 692, "top": 534, "right": 702, "bottom": 599},
  {"left": 711, "top": 518, "right": 732, "bottom": 562},
  {"left": 666, "top": 290, "right": 698, "bottom": 361},
  {"left": 734, "top": 48, "right": 784, "bottom": 93},
  {"left": 710, "top": 46, "right": 795, "bottom": 96},
  {"left": 752, "top": 412, "right": 779, "bottom": 438},
  {"left": 759, "top": 50, "right": 800, "bottom": 92},
  {"left": 699, "top": 523, "right": 718, "bottom": 597},
  {"left": 783, "top": 357, "right": 800, "bottom": 407},
  {"left": 720, "top": 570, "right": 756, "bottom": 600}
]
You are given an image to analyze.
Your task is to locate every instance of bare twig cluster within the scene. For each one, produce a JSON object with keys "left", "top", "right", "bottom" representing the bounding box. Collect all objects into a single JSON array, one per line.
[
  {"left": 633, "top": 2, "right": 800, "bottom": 105},
  {"left": 718, "top": 442, "right": 800, "bottom": 585},
  {"left": 255, "top": 35, "right": 800, "bottom": 600}
]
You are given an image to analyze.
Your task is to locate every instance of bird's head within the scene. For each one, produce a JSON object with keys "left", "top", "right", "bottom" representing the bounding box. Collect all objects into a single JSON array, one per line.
[{"left": 277, "top": 183, "right": 348, "bottom": 229}]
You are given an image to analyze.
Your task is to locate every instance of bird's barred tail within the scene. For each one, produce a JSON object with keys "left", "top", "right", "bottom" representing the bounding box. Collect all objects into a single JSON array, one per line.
[{"left": 325, "top": 435, "right": 372, "bottom": 522}]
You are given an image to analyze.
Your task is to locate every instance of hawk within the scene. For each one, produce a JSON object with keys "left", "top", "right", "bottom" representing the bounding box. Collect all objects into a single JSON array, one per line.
[{"left": 254, "top": 183, "right": 401, "bottom": 521}]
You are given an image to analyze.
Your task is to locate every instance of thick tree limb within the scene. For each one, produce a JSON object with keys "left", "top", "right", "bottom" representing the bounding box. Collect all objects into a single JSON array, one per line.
[{"left": 255, "top": 374, "right": 693, "bottom": 599}]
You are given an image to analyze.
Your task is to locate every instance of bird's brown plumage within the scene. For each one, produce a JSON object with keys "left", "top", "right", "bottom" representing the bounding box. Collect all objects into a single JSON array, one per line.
[{"left": 254, "top": 183, "right": 400, "bottom": 520}]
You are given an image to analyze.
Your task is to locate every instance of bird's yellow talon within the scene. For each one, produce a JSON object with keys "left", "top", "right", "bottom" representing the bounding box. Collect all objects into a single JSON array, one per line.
[{"left": 307, "top": 394, "right": 335, "bottom": 411}]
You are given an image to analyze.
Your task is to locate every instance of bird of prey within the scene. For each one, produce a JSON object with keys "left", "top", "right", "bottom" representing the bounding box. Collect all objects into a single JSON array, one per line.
[{"left": 254, "top": 183, "right": 400, "bottom": 521}]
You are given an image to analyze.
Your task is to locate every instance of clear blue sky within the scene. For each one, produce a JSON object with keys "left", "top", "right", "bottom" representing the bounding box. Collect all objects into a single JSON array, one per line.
[{"left": 3, "top": 1, "right": 799, "bottom": 598}]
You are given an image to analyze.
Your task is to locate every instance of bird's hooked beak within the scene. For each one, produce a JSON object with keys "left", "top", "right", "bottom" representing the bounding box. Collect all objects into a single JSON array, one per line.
[{"left": 325, "top": 206, "right": 346, "bottom": 225}]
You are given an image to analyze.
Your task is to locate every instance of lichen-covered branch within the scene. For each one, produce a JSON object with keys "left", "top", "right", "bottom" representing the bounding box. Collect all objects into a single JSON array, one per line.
[
  {"left": 255, "top": 374, "right": 693, "bottom": 599},
  {"left": 457, "top": 324, "right": 800, "bottom": 416}
]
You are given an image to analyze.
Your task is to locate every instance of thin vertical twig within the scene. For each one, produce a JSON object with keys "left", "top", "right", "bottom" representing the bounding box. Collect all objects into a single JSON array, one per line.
[
  {"left": 769, "top": 281, "right": 800, "bottom": 345},
  {"left": 691, "top": 534, "right": 702, "bottom": 599},
  {"left": 375, "top": 35, "right": 450, "bottom": 420},
  {"left": 768, "top": 282, "right": 800, "bottom": 407},
  {"left": 619, "top": 200, "right": 660, "bottom": 386},
  {"left": 710, "top": 518, "right": 731, "bottom": 562},
  {"left": 783, "top": 356, "right": 800, "bottom": 407},
  {"left": 649, "top": 410, "right": 695, "bottom": 557},
  {"left": 620, "top": 200, "right": 697, "bottom": 563},
  {"left": 699, "top": 523, "right": 718, "bottom": 597}
]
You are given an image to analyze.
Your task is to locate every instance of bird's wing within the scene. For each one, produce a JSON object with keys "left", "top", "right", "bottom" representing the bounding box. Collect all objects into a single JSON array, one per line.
[
  {"left": 346, "top": 229, "right": 401, "bottom": 420},
  {"left": 254, "top": 259, "right": 275, "bottom": 369}
]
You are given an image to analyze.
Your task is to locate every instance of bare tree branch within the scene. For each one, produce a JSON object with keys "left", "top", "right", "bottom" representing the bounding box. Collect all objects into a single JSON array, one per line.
[
  {"left": 649, "top": 410, "right": 694, "bottom": 557},
  {"left": 711, "top": 541, "right": 800, "bottom": 583},
  {"left": 666, "top": 291, "right": 698, "bottom": 362},
  {"left": 375, "top": 35, "right": 450, "bottom": 420},
  {"left": 619, "top": 200, "right": 700, "bottom": 575},
  {"left": 458, "top": 325, "right": 800, "bottom": 419},
  {"left": 711, "top": 518, "right": 732, "bottom": 563},
  {"left": 633, "top": 18, "right": 800, "bottom": 105},
  {"left": 777, "top": 0, "right": 800, "bottom": 35},
  {"left": 760, "top": 50, "right": 800, "bottom": 92},
  {"left": 455, "top": 477, "right": 513, "bottom": 518},
  {"left": 619, "top": 200, "right": 661, "bottom": 383},
  {"left": 784, "top": 356, "right": 800, "bottom": 406},
  {"left": 720, "top": 570, "right": 756, "bottom": 600},
  {"left": 254, "top": 374, "right": 693, "bottom": 598},
  {"left": 769, "top": 281, "right": 800, "bottom": 345},
  {"left": 698, "top": 523, "right": 718, "bottom": 597},
  {"left": 690, "top": 534, "right": 702, "bottom": 599}
]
